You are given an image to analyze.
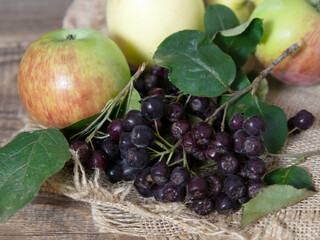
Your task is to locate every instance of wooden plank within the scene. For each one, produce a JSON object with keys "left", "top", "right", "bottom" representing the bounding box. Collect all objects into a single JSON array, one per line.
[{"left": 0, "top": 1, "right": 144, "bottom": 239}]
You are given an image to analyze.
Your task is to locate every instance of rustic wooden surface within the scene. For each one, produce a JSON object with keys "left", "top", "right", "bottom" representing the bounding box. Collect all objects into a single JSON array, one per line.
[{"left": 0, "top": 1, "right": 142, "bottom": 239}]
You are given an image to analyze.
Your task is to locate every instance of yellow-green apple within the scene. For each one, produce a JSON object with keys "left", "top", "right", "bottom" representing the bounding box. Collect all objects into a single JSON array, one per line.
[
  {"left": 250, "top": 0, "right": 320, "bottom": 85},
  {"left": 206, "top": 0, "right": 255, "bottom": 23},
  {"left": 106, "top": 0, "right": 205, "bottom": 67},
  {"left": 18, "top": 29, "right": 131, "bottom": 127}
]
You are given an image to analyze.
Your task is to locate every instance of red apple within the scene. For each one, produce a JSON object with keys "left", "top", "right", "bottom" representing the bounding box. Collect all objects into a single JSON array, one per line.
[
  {"left": 250, "top": 0, "right": 320, "bottom": 86},
  {"left": 18, "top": 29, "right": 131, "bottom": 127}
]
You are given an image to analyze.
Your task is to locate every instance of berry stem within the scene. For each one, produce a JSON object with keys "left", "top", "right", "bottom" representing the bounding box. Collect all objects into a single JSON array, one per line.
[
  {"left": 220, "top": 102, "right": 229, "bottom": 132},
  {"left": 204, "top": 41, "right": 302, "bottom": 124},
  {"left": 287, "top": 127, "right": 298, "bottom": 135},
  {"left": 70, "top": 63, "right": 146, "bottom": 141}
]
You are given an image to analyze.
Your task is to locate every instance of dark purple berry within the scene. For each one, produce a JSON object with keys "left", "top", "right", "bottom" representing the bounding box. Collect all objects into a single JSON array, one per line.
[
  {"left": 287, "top": 117, "right": 301, "bottom": 134},
  {"left": 192, "top": 197, "right": 214, "bottom": 216},
  {"left": 243, "top": 115, "right": 266, "bottom": 136},
  {"left": 170, "top": 166, "right": 191, "bottom": 187},
  {"left": 122, "top": 110, "right": 146, "bottom": 132},
  {"left": 106, "top": 164, "right": 123, "bottom": 183},
  {"left": 204, "top": 174, "right": 223, "bottom": 198},
  {"left": 215, "top": 193, "right": 237, "bottom": 215},
  {"left": 294, "top": 109, "right": 315, "bottom": 131},
  {"left": 151, "top": 161, "right": 169, "bottom": 185},
  {"left": 150, "top": 65, "right": 166, "bottom": 79},
  {"left": 100, "top": 137, "right": 120, "bottom": 162},
  {"left": 189, "top": 96, "right": 210, "bottom": 113},
  {"left": 70, "top": 140, "right": 91, "bottom": 164},
  {"left": 131, "top": 125, "right": 155, "bottom": 148},
  {"left": 119, "top": 132, "right": 135, "bottom": 158},
  {"left": 229, "top": 113, "right": 244, "bottom": 131},
  {"left": 143, "top": 74, "right": 160, "bottom": 93},
  {"left": 205, "top": 145, "right": 222, "bottom": 162},
  {"left": 246, "top": 157, "right": 266, "bottom": 179},
  {"left": 247, "top": 179, "right": 266, "bottom": 199},
  {"left": 218, "top": 153, "right": 239, "bottom": 175},
  {"left": 107, "top": 119, "right": 123, "bottom": 141},
  {"left": 192, "top": 122, "right": 213, "bottom": 145},
  {"left": 165, "top": 102, "right": 185, "bottom": 122},
  {"left": 187, "top": 176, "right": 208, "bottom": 200},
  {"left": 153, "top": 184, "right": 164, "bottom": 201},
  {"left": 212, "top": 132, "right": 233, "bottom": 152},
  {"left": 89, "top": 150, "right": 107, "bottom": 170},
  {"left": 182, "top": 132, "right": 197, "bottom": 154},
  {"left": 148, "top": 87, "right": 165, "bottom": 98},
  {"left": 134, "top": 168, "right": 154, "bottom": 197},
  {"left": 223, "top": 175, "right": 247, "bottom": 200},
  {"left": 162, "top": 182, "right": 186, "bottom": 202},
  {"left": 121, "top": 160, "right": 140, "bottom": 181},
  {"left": 141, "top": 96, "right": 165, "bottom": 121},
  {"left": 125, "top": 147, "right": 149, "bottom": 169},
  {"left": 191, "top": 144, "right": 207, "bottom": 161},
  {"left": 244, "top": 136, "right": 265, "bottom": 157},
  {"left": 233, "top": 130, "right": 248, "bottom": 153},
  {"left": 171, "top": 120, "right": 191, "bottom": 139}
]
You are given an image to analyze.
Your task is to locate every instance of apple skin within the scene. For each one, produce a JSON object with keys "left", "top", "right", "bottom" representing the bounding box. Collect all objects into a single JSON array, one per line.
[
  {"left": 251, "top": 0, "right": 320, "bottom": 86},
  {"left": 206, "top": 0, "right": 255, "bottom": 23},
  {"left": 106, "top": 0, "right": 205, "bottom": 67},
  {"left": 18, "top": 29, "right": 131, "bottom": 127}
]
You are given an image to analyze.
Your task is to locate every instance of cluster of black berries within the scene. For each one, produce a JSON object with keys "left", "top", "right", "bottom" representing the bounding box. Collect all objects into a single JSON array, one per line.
[{"left": 69, "top": 65, "right": 315, "bottom": 217}]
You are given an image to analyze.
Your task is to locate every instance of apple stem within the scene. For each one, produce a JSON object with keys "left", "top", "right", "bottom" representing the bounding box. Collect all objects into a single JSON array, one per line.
[
  {"left": 66, "top": 34, "right": 75, "bottom": 41},
  {"left": 204, "top": 41, "right": 302, "bottom": 124}
]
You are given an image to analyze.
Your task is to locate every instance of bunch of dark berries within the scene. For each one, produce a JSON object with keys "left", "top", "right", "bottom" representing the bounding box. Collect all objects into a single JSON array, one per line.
[{"left": 69, "top": 65, "right": 315, "bottom": 217}]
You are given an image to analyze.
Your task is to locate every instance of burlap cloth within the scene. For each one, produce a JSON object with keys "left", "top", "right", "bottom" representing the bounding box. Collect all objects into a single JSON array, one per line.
[{"left": 2, "top": 1, "right": 318, "bottom": 239}]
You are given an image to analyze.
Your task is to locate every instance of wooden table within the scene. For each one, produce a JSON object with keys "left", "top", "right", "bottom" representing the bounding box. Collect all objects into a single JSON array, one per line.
[{"left": 0, "top": 1, "right": 141, "bottom": 239}]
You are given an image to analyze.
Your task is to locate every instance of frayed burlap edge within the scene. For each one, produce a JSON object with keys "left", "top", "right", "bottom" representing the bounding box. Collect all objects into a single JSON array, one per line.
[{"left": 8, "top": 80, "right": 320, "bottom": 240}]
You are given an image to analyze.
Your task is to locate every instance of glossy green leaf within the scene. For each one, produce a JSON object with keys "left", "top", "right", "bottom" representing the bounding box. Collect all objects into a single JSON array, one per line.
[
  {"left": 247, "top": 71, "right": 269, "bottom": 102},
  {"left": 244, "top": 98, "right": 288, "bottom": 153},
  {"left": 221, "top": 68, "right": 253, "bottom": 120},
  {"left": 153, "top": 30, "right": 236, "bottom": 97},
  {"left": 0, "top": 128, "right": 71, "bottom": 222},
  {"left": 204, "top": 4, "right": 239, "bottom": 38},
  {"left": 264, "top": 166, "right": 315, "bottom": 191},
  {"left": 60, "top": 114, "right": 99, "bottom": 138},
  {"left": 117, "top": 87, "right": 141, "bottom": 118},
  {"left": 213, "top": 18, "right": 263, "bottom": 66},
  {"left": 242, "top": 185, "right": 316, "bottom": 226}
]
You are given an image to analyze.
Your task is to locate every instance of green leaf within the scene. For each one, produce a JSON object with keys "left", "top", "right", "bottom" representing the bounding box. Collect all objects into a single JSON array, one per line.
[
  {"left": 213, "top": 18, "right": 263, "bottom": 66},
  {"left": 244, "top": 98, "right": 287, "bottom": 153},
  {"left": 204, "top": 4, "right": 239, "bottom": 38},
  {"left": 153, "top": 30, "right": 236, "bottom": 97},
  {"left": 60, "top": 114, "right": 99, "bottom": 138},
  {"left": 117, "top": 87, "right": 141, "bottom": 118},
  {"left": 221, "top": 68, "right": 253, "bottom": 120},
  {"left": 0, "top": 128, "right": 71, "bottom": 222},
  {"left": 264, "top": 166, "right": 315, "bottom": 191},
  {"left": 241, "top": 185, "right": 316, "bottom": 227}
]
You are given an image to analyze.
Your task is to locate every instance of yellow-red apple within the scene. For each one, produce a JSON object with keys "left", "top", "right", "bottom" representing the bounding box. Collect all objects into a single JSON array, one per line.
[
  {"left": 18, "top": 29, "right": 131, "bottom": 127},
  {"left": 250, "top": 0, "right": 320, "bottom": 86},
  {"left": 106, "top": 0, "right": 205, "bottom": 67}
]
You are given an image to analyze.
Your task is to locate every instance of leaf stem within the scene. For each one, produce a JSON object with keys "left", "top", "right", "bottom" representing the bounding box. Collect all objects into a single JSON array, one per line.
[{"left": 204, "top": 41, "right": 302, "bottom": 123}]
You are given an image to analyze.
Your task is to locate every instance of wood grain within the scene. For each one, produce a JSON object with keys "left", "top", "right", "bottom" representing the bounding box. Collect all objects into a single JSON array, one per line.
[{"left": 0, "top": 1, "right": 143, "bottom": 239}]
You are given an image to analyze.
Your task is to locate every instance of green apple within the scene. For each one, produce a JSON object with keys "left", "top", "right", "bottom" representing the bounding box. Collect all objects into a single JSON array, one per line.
[
  {"left": 106, "top": 0, "right": 205, "bottom": 67},
  {"left": 251, "top": 0, "right": 320, "bottom": 85},
  {"left": 18, "top": 29, "right": 131, "bottom": 127},
  {"left": 206, "top": 0, "right": 255, "bottom": 23}
]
